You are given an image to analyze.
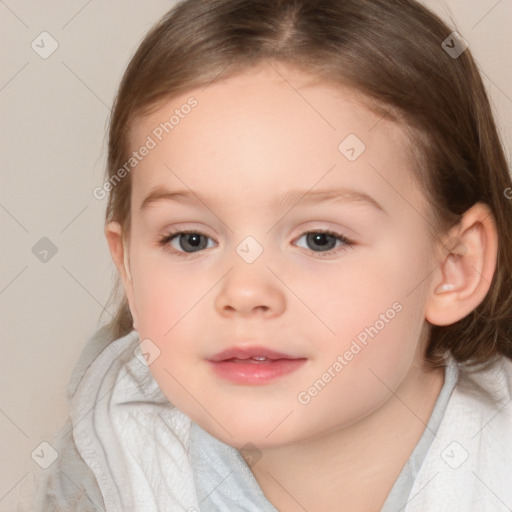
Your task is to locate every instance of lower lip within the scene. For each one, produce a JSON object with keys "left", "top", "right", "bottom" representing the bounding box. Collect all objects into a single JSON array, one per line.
[{"left": 208, "top": 358, "right": 307, "bottom": 385}]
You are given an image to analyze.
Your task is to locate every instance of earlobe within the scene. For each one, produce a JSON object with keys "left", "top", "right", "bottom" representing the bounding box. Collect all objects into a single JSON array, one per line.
[{"left": 425, "top": 203, "right": 498, "bottom": 326}]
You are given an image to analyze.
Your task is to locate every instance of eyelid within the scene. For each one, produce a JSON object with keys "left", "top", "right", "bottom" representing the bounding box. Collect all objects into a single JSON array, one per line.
[{"left": 290, "top": 220, "right": 359, "bottom": 240}]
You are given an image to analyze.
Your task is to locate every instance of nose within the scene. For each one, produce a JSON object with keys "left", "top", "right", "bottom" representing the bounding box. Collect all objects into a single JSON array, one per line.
[{"left": 214, "top": 265, "right": 286, "bottom": 318}]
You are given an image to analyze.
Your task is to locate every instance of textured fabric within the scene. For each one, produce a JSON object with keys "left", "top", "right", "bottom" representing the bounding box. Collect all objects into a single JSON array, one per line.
[
  {"left": 33, "top": 326, "right": 512, "bottom": 512},
  {"left": 190, "top": 423, "right": 279, "bottom": 512},
  {"left": 34, "top": 326, "right": 199, "bottom": 512},
  {"left": 33, "top": 419, "right": 106, "bottom": 512},
  {"left": 69, "top": 329, "right": 199, "bottom": 512},
  {"left": 33, "top": 323, "right": 114, "bottom": 512},
  {"left": 406, "top": 356, "right": 512, "bottom": 511}
]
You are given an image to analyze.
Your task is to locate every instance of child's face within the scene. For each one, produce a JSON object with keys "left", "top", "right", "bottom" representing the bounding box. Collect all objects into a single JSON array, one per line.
[{"left": 117, "top": 63, "right": 443, "bottom": 448}]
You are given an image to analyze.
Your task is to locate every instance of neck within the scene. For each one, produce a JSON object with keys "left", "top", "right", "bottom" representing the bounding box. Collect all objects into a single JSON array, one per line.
[{"left": 249, "top": 363, "right": 445, "bottom": 512}]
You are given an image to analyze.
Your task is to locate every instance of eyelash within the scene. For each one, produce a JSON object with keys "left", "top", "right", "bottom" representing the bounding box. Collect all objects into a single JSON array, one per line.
[{"left": 156, "top": 228, "right": 355, "bottom": 258}]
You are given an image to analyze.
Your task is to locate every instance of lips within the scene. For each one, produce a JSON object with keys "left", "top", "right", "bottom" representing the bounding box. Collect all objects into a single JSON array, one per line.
[{"left": 207, "top": 346, "right": 307, "bottom": 385}]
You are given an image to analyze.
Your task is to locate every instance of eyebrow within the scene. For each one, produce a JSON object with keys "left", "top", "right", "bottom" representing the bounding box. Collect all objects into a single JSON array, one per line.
[{"left": 140, "top": 185, "right": 387, "bottom": 214}]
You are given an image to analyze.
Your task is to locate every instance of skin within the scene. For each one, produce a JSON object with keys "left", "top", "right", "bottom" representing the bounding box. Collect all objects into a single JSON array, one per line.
[{"left": 105, "top": 62, "right": 498, "bottom": 511}]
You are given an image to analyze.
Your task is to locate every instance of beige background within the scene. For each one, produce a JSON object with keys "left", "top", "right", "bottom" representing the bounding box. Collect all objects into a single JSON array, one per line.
[{"left": 1, "top": 0, "right": 511, "bottom": 509}]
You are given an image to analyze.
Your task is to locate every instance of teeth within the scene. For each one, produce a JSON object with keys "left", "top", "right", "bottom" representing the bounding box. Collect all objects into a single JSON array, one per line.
[{"left": 228, "top": 356, "right": 270, "bottom": 363}]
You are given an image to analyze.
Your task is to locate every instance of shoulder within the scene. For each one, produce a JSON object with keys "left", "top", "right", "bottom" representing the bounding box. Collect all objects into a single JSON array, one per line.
[
  {"left": 406, "top": 354, "right": 512, "bottom": 511},
  {"left": 33, "top": 324, "right": 134, "bottom": 512},
  {"left": 455, "top": 353, "right": 512, "bottom": 415},
  {"left": 33, "top": 418, "right": 105, "bottom": 512},
  {"left": 446, "top": 354, "right": 512, "bottom": 451}
]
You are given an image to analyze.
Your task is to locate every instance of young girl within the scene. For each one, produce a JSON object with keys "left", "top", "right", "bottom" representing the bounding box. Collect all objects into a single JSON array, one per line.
[{"left": 36, "top": 0, "right": 512, "bottom": 510}]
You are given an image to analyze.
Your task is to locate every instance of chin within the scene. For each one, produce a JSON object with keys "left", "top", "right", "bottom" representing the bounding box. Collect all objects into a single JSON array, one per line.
[{"left": 193, "top": 411, "right": 314, "bottom": 451}]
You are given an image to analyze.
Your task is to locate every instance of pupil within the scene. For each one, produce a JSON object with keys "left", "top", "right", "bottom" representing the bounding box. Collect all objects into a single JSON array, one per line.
[{"left": 188, "top": 234, "right": 200, "bottom": 246}]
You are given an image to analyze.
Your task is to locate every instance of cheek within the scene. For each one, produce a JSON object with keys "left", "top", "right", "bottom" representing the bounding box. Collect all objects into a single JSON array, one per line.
[
  {"left": 296, "top": 239, "right": 430, "bottom": 345},
  {"left": 303, "top": 237, "right": 432, "bottom": 397},
  {"left": 290, "top": 307, "right": 424, "bottom": 442},
  {"left": 128, "top": 250, "right": 216, "bottom": 397},
  {"left": 131, "top": 251, "right": 209, "bottom": 337}
]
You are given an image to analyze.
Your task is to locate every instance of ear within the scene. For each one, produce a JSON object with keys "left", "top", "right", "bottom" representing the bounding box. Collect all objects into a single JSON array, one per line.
[
  {"left": 425, "top": 202, "right": 498, "bottom": 326},
  {"left": 105, "top": 221, "right": 139, "bottom": 331}
]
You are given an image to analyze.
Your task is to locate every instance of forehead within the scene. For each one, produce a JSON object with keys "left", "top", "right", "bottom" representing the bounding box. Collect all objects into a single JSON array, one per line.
[{"left": 128, "top": 62, "right": 423, "bottom": 214}]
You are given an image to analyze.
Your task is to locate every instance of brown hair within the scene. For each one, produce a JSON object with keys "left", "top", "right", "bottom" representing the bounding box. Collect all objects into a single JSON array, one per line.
[{"left": 101, "top": 0, "right": 512, "bottom": 367}]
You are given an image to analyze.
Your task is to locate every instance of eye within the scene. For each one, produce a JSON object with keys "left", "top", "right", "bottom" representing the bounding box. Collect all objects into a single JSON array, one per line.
[
  {"left": 157, "top": 229, "right": 354, "bottom": 258},
  {"left": 157, "top": 230, "right": 216, "bottom": 256},
  {"left": 294, "top": 230, "right": 354, "bottom": 257}
]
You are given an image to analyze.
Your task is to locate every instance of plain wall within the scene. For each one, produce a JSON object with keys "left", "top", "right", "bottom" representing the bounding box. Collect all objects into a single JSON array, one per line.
[{"left": 1, "top": 0, "right": 511, "bottom": 509}]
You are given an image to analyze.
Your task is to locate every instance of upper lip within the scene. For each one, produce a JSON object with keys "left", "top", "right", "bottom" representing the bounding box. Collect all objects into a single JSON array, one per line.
[{"left": 208, "top": 346, "right": 303, "bottom": 362}]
